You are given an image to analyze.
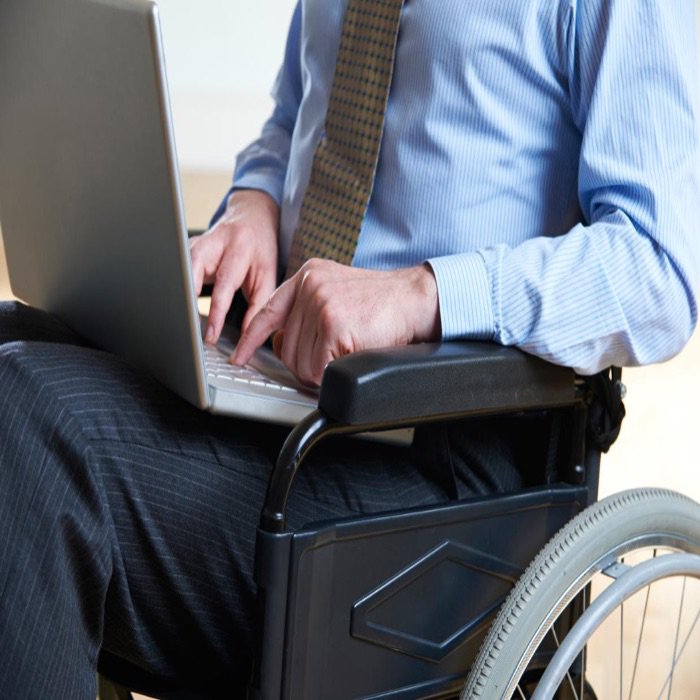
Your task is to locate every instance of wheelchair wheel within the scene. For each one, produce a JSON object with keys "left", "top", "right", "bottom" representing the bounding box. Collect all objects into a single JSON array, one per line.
[{"left": 462, "top": 488, "right": 700, "bottom": 700}]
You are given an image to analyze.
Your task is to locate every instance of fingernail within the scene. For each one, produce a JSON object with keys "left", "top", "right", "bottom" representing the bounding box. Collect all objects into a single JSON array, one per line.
[{"left": 205, "top": 326, "right": 214, "bottom": 344}]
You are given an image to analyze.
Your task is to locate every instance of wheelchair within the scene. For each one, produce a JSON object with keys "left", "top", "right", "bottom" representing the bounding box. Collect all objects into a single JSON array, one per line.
[{"left": 98, "top": 335, "right": 700, "bottom": 699}]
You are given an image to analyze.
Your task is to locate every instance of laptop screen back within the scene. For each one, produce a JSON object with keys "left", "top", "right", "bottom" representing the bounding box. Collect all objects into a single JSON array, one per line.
[{"left": 0, "top": 0, "right": 208, "bottom": 408}]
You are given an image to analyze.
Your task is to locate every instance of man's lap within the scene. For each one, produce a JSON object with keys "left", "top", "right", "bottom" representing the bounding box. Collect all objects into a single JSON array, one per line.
[
  {"left": 0, "top": 300, "right": 450, "bottom": 692},
  {"left": 0, "top": 300, "right": 533, "bottom": 695}
]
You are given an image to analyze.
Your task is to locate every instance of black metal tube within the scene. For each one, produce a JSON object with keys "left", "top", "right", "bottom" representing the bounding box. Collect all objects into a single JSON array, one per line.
[
  {"left": 261, "top": 393, "right": 591, "bottom": 532},
  {"left": 261, "top": 410, "right": 332, "bottom": 533}
]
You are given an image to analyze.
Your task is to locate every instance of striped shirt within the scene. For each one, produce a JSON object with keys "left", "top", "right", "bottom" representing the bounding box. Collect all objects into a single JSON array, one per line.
[{"left": 226, "top": 0, "right": 700, "bottom": 374}]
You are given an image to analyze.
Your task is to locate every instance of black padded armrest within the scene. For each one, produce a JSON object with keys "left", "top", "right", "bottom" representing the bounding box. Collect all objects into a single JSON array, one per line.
[{"left": 318, "top": 342, "right": 576, "bottom": 426}]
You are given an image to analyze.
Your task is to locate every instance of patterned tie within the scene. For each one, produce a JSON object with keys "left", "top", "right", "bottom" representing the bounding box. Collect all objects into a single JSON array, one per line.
[{"left": 285, "top": 0, "right": 406, "bottom": 277}]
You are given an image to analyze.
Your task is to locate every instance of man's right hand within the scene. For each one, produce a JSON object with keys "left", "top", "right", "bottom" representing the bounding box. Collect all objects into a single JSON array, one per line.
[{"left": 189, "top": 189, "right": 279, "bottom": 345}]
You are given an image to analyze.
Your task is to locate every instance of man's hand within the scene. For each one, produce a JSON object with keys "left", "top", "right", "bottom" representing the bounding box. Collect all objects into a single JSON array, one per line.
[
  {"left": 233, "top": 259, "right": 441, "bottom": 386},
  {"left": 189, "top": 189, "right": 279, "bottom": 344}
]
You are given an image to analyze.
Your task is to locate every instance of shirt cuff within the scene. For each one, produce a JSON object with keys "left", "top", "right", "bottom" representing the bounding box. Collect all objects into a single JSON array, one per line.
[
  {"left": 426, "top": 252, "right": 495, "bottom": 341},
  {"left": 209, "top": 173, "right": 286, "bottom": 229},
  {"left": 233, "top": 170, "right": 285, "bottom": 207}
]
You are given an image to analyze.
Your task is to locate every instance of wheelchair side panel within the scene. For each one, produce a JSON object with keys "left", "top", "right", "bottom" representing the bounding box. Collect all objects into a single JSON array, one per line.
[{"left": 251, "top": 485, "right": 589, "bottom": 700}]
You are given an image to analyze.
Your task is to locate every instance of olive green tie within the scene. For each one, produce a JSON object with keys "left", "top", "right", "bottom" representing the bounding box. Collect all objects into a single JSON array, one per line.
[{"left": 285, "top": 0, "right": 406, "bottom": 276}]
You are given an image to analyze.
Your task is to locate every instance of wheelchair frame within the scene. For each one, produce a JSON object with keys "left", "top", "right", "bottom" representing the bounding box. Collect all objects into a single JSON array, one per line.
[
  {"left": 98, "top": 292, "right": 618, "bottom": 699},
  {"left": 96, "top": 345, "right": 700, "bottom": 697},
  {"left": 247, "top": 342, "right": 599, "bottom": 699}
]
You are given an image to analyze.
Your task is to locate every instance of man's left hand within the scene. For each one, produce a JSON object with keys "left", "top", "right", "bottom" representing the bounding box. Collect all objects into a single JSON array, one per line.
[{"left": 233, "top": 259, "right": 441, "bottom": 386}]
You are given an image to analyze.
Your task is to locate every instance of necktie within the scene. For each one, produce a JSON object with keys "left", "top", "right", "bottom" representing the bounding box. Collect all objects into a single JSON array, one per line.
[{"left": 285, "top": 0, "right": 406, "bottom": 277}]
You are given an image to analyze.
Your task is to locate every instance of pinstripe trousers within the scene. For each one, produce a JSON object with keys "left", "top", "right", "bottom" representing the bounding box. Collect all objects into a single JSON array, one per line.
[{"left": 0, "top": 301, "right": 526, "bottom": 699}]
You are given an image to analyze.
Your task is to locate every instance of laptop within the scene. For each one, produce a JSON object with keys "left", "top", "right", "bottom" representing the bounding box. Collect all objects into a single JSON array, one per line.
[{"left": 0, "top": 0, "right": 321, "bottom": 425}]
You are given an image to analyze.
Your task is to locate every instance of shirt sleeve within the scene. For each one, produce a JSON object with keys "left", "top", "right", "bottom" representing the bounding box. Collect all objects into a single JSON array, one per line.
[
  {"left": 210, "top": 2, "right": 303, "bottom": 225},
  {"left": 428, "top": 0, "right": 700, "bottom": 375}
]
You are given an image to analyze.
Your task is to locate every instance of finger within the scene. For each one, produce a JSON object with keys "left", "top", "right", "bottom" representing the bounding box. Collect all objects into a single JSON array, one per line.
[
  {"left": 232, "top": 280, "right": 296, "bottom": 365},
  {"left": 278, "top": 275, "right": 309, "bottom": 376},
  {"left": 289, "top": 301, "right": 321, "bottom": 384},
  {"left": 189, "top": 233, "right": 221, "bottom": 298},
  {"left": 193, "top": 268, "right": 204, "bottom": 298},
  {"left": 189, "top": 239, "right": 206, "bottom": 297},
  {"left": 303, "top": 297, "right": 343, "bottom": 385},
  {"left": 309, "top": 333, "right": 335, "bottom": 387},
  {"left": 205, "top": 257, "right": 246, "bottom": 344},
  {"left": 271, "top": 330, "right": 284, "bottom": 360},
  {"left": 240, "top": 265, "right": 278, "bottom": 334}
]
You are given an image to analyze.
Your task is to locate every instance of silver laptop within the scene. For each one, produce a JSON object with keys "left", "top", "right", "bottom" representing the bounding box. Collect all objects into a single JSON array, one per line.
[{"left": 0, "top": 0, "right": 319, "bottom": 425}]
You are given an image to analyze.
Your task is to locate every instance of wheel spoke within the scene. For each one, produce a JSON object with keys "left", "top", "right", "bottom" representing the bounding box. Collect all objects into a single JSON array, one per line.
[
  {"left": 627, "top": 583, "right": 652, "bottom": 700},
  {"left": 655, "top": 584, "right": 698, "bottom": 700},
  {"left": 534, "top": 554, "right": 700, "bottom": 700},
  {"left": 550, "top": 627, "right": 581, "bottom": 700},
  {"left": 462, "top": 491, "right": 700, "bottom": 700},
  {"left": 655, "top": 606, "right": 700, "bottom": 700},
  {"left": 667, "top": 577, "right": 687, "bottom": 700},
  {"left": 619, "top": 594, "right": 624, "bottom": 700}
]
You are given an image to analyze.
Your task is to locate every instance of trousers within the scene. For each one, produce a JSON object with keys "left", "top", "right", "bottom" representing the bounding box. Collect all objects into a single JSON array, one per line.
[{"left": 0, "top": 301, "right": 527, "bottom": 698}]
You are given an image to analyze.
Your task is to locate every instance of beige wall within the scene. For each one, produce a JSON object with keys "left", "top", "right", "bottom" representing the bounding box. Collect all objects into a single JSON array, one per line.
[{"left": 159, "top": 0, "right": 296, "bottom": 172}]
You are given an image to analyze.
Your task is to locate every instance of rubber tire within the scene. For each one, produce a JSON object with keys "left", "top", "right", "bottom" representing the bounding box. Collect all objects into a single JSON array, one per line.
[{"left": 462, "top": 488, "right": 700, "bottom": 699}]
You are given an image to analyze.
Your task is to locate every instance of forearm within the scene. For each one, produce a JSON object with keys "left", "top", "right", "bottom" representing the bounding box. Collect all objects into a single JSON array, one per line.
[
  {"left": 507, "top": 221, "right": 695, "bottom": 374},
  {"left": 430, "top": 0, "right": 700, "bottom": 374},
  {"left": 231, "top": 107, "right": 296, "bottom": 206},
  {"left": 429, "top": 211, "right": 696, "bottom": 375}
]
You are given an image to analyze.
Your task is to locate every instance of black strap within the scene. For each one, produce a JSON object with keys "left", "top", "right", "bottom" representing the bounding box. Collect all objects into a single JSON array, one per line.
[{"left": 585, "top": 367, "right": 626, "bottom": 453}]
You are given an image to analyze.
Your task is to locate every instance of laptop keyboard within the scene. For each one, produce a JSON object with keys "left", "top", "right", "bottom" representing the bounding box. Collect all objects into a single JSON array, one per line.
[
  {"left": 203, "top": 344, "right": 300, "bottom": 393},
  {"left": 202, "top": 334, "right": 411, "bottom": 444}
]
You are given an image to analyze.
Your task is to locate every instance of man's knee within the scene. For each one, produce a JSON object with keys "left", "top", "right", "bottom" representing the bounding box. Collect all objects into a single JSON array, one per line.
[{"left": 0, "top": 301, "right": 82, "bottom": 345}]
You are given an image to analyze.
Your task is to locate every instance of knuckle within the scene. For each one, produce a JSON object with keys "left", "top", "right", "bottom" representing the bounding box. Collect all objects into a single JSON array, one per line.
[
  {"left": 317, "top": 304, "right": 338, "bottom": 335},
  {"left": 188, "top": 243, "right": 202, "bottom": 264},
  {"left": 208, "top": 299, "right": 225, "bottom": 317},
  {"left": 210, "top": 290, "right": 232, "bottom": 312},
  {"left": 299, "top": 258, "right": 326, "bottom": 283},
  {"left": 259, "top": 297, "right": 278, "bottom": 317},
  {"left": 301, "top": 258, "right": 319, "bottom": 272},
  {"left": 214, "top": 265, "right": 235, "bottom": 286},
  {"left": 220, "top": 221, "right": 252, "bottom": 247}
]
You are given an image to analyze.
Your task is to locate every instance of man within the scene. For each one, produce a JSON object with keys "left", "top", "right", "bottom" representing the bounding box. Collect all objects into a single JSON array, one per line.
[
  {"left": 194, "top": 0, "right": 699, "bottom": 386},
  {"left": 0, "top": 0, "right": 698, "bottom": 697}
]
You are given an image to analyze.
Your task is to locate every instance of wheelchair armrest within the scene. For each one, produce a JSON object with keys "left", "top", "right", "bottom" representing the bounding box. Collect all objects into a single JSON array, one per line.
[
  {"left": 266, "top": 344, "right": 579, "bottom": 531},
  {"left": 319, "top": 341, "right": 576, "bottom": 426}
]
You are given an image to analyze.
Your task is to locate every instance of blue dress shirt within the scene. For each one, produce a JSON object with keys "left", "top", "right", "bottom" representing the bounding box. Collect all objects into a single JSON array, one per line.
[{"left": 222, "top": 0, "right": 700, "bottom": 375}]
